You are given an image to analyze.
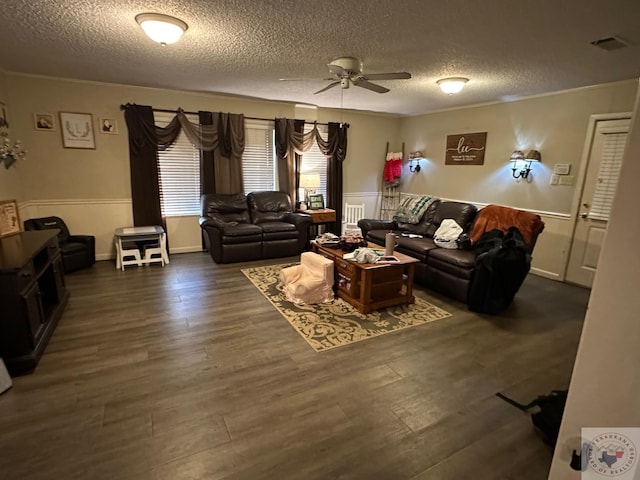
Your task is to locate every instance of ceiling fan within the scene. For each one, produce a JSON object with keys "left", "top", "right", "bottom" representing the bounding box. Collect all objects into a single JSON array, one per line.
[{"left": 282, "top": 57, "right": 411, "bottom": 95}]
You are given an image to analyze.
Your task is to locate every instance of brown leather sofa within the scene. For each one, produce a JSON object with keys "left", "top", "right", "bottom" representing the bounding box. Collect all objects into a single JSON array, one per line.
[
  {"left": 358, "top": 199, "right": 544, "bottom": 306},
  {"left": 200, "top": 191, "right": 312, "bottom": 263}
]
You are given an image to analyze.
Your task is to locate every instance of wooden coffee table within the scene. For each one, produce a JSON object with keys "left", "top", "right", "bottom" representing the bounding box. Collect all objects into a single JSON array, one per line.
[{"left": 312, "top": 241, "right": 419, "bottom": 314}]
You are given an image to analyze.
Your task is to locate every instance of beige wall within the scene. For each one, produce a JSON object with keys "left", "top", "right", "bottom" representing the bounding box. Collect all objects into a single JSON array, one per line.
[
  {"left": 5, "top": 72, "right": 637, "bottom": 279},
  {"left": 0, "top": 69, "right": 25, "bottom": 205},
  {"left": 6, "top": 73, "right": 400, "bottom": 259},
  {"left": 398, "top": 81, "right": 638, "bottom": 279},
  {"left": 549, "top": 81, "right": 640, "bottom": 479}
]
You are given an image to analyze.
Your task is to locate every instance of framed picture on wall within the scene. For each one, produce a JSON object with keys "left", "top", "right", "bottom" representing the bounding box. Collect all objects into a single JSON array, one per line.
[
  {"left": 0, "top": 199, "right": 21, "bottom": 238},
  {"left": 33, "top": 113, "right": 56, "bottom": 131},
  {"left": 59, "top": 112, "right": 96, "bottom": 149},
  {"left": 99, "top": 117, "right": 118, "bottom": 135},
  {"left": 308, "top": 194, "right": 325, "bottom": 210}
]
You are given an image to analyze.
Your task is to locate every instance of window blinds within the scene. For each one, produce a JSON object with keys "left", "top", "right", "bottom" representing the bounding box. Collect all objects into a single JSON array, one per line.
[
  {"left": 588, "top": 132, "right": 628, "bottom": 221},
  {"left": 243, "top": 120, "right": 275, "bottom": 193},
  {"left": 154, "top": 112, "right": 201, "bottom": 217}
]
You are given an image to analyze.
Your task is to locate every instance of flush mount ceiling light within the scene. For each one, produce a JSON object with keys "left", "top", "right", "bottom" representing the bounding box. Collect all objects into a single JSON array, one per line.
[
  {"left": 135, "top": 13, "right": 188, "bottom": 46},
  {"left": 437, "top": 77, "right": 469, "bottom": 95}
]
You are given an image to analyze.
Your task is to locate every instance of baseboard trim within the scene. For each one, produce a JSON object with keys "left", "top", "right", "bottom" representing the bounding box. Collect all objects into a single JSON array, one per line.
[{"left": 530, "top": 267, "right": 561, "bottom": 280}]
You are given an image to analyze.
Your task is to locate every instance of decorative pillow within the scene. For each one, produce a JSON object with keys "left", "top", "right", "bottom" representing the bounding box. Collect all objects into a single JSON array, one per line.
[{"left": 393, "top": 195, "right": 438, "bottom": 224}]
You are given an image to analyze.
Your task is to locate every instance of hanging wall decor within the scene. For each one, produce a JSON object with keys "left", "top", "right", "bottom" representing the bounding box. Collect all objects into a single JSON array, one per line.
[
  {"left": 445, "top": 132, "right": 487, "bottom": 165},
  {"left": 60, "top": 112, "right": 96, "bottom": 149}
]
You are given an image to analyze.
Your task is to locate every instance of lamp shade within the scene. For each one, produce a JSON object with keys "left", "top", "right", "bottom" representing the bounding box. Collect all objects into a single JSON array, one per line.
[
  {"left": 525, "top": 149, "right": 542, "bottom": 162},
  {"left": 510, "top": 150, "right": 525, "bottom": 162},
  {"left": 299, "top": 172, "right": 321, "bottom": 188},
  {"left": 136, "top": 13, "right": 188, "bottom": 45},
  {"left": 437, "top": 77, "right": 469, "bottom": 94}
]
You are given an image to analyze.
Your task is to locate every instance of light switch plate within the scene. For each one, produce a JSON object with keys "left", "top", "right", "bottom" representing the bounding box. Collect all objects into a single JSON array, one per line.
[
  {"left": 550, "top": 174, "right": 559, "bottom": 185},
  {"left": 554, "top": 164, "right": 571, "bottom": 175},
  {"left": 558, "top": 175, "right": 575, "bottom": 186}
]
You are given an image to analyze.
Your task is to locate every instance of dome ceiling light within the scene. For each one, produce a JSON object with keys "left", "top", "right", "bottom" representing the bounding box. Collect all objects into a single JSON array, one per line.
[
  {"left": 437, "top": 77, "right": 469, "bottom": 95},
  {"left": 135, "top": 13, "right": 188, "bottom": 46}
]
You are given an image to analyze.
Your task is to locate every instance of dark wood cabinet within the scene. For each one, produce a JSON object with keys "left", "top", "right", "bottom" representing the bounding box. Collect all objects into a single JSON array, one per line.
[{"left": 0, "top": 230, "right": 69, "bottom": 376}]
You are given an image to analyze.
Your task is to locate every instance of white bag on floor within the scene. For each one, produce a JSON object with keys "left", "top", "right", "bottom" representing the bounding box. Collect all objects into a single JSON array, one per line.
[
  {"left": 434, "top": 219, "right": 463, "bottom": 249},
  {"left": 0, "top": 358, "right": 12, "bottom": 395}
]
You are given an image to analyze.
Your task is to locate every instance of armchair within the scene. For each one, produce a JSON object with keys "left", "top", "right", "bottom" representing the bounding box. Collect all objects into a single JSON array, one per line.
[{"left": 23, "top": 216, "right": 95, "bottom": 273}]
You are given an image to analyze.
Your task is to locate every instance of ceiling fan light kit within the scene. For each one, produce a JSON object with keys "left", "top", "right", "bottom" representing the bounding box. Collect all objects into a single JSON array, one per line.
[
  {"left": 437, "top": 77, "right": 469, "bottom": 94},
  {"left": 136, "top": 13, "right": 188, "bottom": 46}
]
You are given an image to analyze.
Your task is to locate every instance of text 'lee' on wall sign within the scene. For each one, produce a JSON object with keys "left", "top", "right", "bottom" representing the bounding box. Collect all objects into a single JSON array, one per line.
[{"left": 445, "top": 132, "right": 487, "bottom": 165}]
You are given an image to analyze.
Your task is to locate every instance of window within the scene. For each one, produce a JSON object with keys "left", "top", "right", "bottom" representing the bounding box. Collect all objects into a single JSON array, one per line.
[
  {"left": 154, "top": 112, "right": 201, "bottom": 216},
  {"left": 589, "top": 131, "right": 628, "bottom": 221},
  {"left": 299, "top": 124, "right": 328, "bottom": 202},
  {"left": 243, "top": 120, "right": 276, "bottom": 193}
]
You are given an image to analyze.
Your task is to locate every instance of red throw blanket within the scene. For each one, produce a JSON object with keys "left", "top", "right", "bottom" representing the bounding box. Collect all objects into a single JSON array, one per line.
[{"left": 470, "top": 205, "right": 545, "bottom": 250}]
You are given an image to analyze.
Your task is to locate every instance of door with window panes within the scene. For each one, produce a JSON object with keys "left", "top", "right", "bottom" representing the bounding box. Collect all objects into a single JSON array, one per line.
[{"left": 566, "top": 117, "right": 630, "bottom": 287}]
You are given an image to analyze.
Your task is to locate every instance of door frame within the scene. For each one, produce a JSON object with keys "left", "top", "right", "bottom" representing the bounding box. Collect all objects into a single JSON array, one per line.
[{"left": 562, "top": 112, "right": 632, "bottom": 282}]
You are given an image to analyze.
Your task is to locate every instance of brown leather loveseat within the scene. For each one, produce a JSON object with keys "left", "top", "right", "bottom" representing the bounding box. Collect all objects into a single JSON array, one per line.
[
  {"left": 200, "top": 191, "right": 312, "bottom": 263},
  {"left": 358, "top": 198, "right": 545, "bottom": 308}
]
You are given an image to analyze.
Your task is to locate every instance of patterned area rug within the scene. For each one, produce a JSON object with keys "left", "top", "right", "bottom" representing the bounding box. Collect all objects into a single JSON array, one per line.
[{"left": 241, "top": 263, "right": 452, "bottom": 352}]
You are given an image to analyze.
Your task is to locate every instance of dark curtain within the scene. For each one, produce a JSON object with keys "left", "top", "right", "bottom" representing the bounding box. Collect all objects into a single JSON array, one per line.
[
  {"left": 199, "top": 111, "right": 215, "bottom": 195},
  {"left": 318, "top": 122, "right": 348, "bottom": 234},
  {"left": 213, "top": 113, "right": 245, "bottom": 194},
  {"left": 123, "top": 104, "right": 176, "bottom": 237},
  {"left": 199, "top": 111, "right": 215, "bottom": 250},
  {"left": 275, "top": 118, "right": 304, "bottom": 200}
]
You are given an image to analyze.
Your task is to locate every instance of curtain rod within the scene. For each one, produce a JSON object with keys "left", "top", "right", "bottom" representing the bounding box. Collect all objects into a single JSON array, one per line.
[{"left": 120, "top": 104, "right": 348, "bottom": 127}]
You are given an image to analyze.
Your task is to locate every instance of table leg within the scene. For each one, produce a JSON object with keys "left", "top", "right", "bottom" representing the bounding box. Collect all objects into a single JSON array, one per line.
[{"left": 160, "top": 233, "right": 170, "bottom": 264}]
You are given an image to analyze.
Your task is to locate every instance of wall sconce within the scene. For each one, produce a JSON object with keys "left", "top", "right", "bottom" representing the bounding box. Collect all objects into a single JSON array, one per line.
[
  {"left": 0, "top": 136, "right": 26, "bottom": 169},
  {"left": 510, "top": 149, "right": 541, "bottom": 179},
  {"left": 408, "top": 151, "right": 423, "bottom": 173}
]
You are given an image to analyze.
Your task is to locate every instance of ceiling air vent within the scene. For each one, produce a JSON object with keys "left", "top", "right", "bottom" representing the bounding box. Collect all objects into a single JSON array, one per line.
[{"left": 590, "top": 36, "right": 629, "bottom": 51}]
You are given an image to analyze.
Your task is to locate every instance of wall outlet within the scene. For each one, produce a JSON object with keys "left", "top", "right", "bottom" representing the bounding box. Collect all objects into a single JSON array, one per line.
[
  {"left": 550, "top": 174, "right": 559, "bottom": 185},
  {"left": 554, "top": 163, "right": 571, "bottom": 175},
  {"left": 558, "top": 175, "right": 575, "bottom": 186}
]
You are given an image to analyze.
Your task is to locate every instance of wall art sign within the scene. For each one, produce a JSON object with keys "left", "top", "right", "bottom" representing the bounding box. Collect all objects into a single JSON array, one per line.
[
  {"left": 99, "top": 117, "right": 118, "bottom": 134},
  {"left": 445, "top": 132, "right": 487, "bottom": 165},
  {"left": 59, "top": 112, "right": 96, "bottom": 149},
  {"left": 0, "top": 102, "right": 8, "bottom": 130},
  {"left": 0, "top": 199, "right": 21, "bottom": 238},
  {"left": 34, "top": 113, "right": 56, "bottom": 131}
]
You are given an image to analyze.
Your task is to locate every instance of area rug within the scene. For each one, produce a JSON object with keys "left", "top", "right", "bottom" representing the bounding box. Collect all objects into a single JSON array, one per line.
[{"left": 241, "top": 263, "right": 452, "bottom": 352}]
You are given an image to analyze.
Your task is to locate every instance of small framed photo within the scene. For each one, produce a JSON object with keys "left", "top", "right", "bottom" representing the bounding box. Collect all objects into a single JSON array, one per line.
[
  {"left": 33, "top": 113, "right": 56, "bottom": 131},
  {"left": 308, "top": 194, "right": 325, "bottom": 210},
  {"left": 59, "top": 112, "right": 96, "bottom": 149},
  {"left": 99, "top": 117, "right": 118, "bottom": 135},
  {"left": 0, "top": 199, "right": 21, "bottom": 238}
]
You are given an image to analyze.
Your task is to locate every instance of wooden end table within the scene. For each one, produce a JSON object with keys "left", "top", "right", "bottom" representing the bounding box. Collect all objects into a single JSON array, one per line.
[
  {"left": 312, "top": 241, "right": 419, "bottom": 314},
  {"left": 297, "top": 208, "right": 336, "bottom": 239}
]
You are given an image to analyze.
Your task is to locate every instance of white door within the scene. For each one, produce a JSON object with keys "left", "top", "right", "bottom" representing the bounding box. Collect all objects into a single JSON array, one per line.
[{"left": 565, "top": 118, "right": 630, "bottom": 287}]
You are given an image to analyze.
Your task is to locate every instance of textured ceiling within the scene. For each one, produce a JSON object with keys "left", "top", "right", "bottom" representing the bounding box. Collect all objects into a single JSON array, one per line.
[{"left": 1, "top": 0, "right": 639, "bottom": 116}]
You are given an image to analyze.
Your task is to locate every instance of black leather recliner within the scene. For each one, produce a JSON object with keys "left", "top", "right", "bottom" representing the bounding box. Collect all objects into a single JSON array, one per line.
[{"left": 24, "top": 216, "right": 96, "bottom": 273}]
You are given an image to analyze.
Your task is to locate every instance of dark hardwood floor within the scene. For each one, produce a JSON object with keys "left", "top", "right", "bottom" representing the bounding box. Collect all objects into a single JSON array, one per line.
[{"left": 0, "top": 252, "right": 589, "bottom": 480}]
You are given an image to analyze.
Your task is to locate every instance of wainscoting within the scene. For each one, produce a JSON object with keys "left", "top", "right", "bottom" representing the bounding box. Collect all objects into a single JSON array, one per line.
[{"left": 19, "top": 195, "right": 575, "bottom": 280}]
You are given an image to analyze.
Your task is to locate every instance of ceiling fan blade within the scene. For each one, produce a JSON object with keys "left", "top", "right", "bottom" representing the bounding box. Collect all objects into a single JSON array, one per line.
[
  {"left": 314, "top": 81, "right": 341, "bottom": 94},
  {"left": 279, "top": 77, "right": 311, "bottom": 81},
  {"left": 352, "top": 79, "right": 389, "bottom": 94},
  {"left": 362, "top": 72, "right": 412, "bottom": 80}
]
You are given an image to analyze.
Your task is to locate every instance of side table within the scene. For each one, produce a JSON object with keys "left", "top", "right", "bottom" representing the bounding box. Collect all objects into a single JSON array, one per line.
[
  {"left": 114, "top": 226, "right": 169, "bottom": 270},
  {"left": 297, "top": 208, "right": 336, "bottom": 239}
]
